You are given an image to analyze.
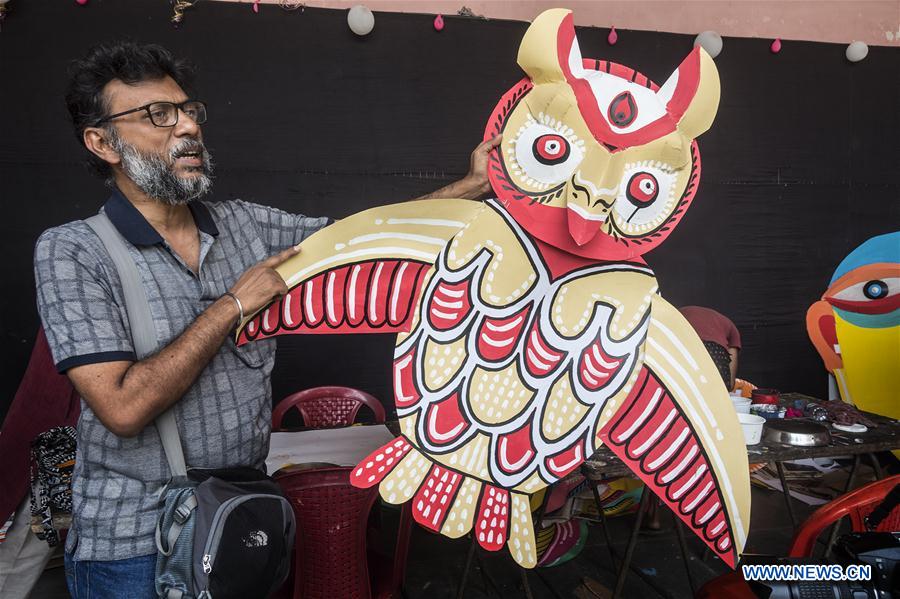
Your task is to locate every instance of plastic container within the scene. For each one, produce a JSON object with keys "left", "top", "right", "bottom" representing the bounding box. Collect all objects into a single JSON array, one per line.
[
  {"left": 731, "top": 397, "right": 752, "bottom": 414},
  {"left": 738, "top": 413, "right": 766, "bottom": 445},
  {"left": 750, "top": 403, "right": 786, "bottom": 419}
]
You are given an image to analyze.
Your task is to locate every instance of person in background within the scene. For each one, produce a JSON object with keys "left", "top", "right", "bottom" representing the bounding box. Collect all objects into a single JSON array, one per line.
[
  {"left": 0, "top": 330, "right": 79, "bottom": 599},
  {"left": 679, "top": 305, "right": 742, "bottom": 391}
]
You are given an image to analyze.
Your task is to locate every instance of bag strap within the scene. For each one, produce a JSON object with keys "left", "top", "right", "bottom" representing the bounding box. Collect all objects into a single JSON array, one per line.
[
  {"left": 155, "top": 493, "right": 198, "bottom": 556},
  {"left": 85, "top": 213, "right": 187, "bottom": 477}
]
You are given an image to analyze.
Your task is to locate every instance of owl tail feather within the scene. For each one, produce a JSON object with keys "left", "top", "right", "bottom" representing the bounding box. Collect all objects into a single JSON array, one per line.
[
  {"left": 351, "top": 436, "right": 539, "bottom": 568},
  {"left": 350, "top": 436, "right": 415, "bottom": 488}
]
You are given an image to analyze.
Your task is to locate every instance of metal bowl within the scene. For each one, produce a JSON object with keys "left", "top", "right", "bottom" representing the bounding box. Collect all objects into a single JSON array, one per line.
[{"left": 762, "top": 419, "right": 832, "bottom": 447}]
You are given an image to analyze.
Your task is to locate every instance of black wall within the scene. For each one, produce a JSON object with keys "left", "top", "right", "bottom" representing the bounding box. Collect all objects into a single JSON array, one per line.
[{"left": 1, "top": 1, "right": 898, "bottom": 422}]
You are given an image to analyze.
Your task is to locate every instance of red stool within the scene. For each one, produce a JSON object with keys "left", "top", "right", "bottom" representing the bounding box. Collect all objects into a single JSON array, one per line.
[{"left": 273, "top": 386, "right": 386, "bottom": 430}]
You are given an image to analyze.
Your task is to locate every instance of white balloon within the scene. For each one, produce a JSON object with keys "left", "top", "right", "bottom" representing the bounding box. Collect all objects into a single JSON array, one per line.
[
  {"left": 845, "top": 41, "right": 868, "bottom": 62},
  {"left": 693, "top": 30, "right": 723, "bottom": 59},
  {"left": 348, "top": 5, "right": 374, "bottom": 36}
]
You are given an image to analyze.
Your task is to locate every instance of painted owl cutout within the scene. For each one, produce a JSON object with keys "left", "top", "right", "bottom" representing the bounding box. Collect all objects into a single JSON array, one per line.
[{"left": 237, "top": 9, "right": 750, "bottom": 569}]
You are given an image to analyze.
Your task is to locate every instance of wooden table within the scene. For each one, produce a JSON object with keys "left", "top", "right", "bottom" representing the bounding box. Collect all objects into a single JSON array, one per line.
[{"left": 580, "top": 393, "right": 900, "bottom": 599}]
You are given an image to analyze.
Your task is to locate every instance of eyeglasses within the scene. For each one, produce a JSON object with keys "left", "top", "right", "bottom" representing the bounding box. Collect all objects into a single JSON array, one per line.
[{"left": 95, "top": 100, "right": 207, "bottom": 128}]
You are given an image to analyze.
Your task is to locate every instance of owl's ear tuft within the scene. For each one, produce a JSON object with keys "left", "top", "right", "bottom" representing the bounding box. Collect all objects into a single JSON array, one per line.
[
  {"left": 656, "top": 46, "right": 721, "bottom": 140},
  {"left": 517, "top": 9, "right": 581, "bottom": 85}
]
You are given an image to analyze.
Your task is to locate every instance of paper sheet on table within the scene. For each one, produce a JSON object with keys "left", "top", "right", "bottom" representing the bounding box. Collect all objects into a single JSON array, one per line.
[
  {"left": 751, "top": 470, "right": 829, "bottom": 506},
  {"left": 265, "top": 425, "right": 396, "bottom": 474}
]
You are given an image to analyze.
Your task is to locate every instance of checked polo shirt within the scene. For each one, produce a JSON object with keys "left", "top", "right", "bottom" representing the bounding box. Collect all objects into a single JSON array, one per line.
[{"left": 34, "top": 189, "right": 330, "bottom": 561}]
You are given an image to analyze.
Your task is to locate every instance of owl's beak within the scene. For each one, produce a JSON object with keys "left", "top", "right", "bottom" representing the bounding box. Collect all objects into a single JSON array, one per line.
[
  {"left": 567, "top": 204, "right": 606, "bottom": 246},
  {"left": 564, "top": 171, "right": 615, "bottom": 246}
]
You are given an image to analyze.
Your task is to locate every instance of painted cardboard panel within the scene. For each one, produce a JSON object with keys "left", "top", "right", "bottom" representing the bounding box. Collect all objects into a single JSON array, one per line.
[
  {"left": 238, "top": 8, "right": 750, "bottom": 568},
  {"left": 806, "top": 231, "right": 900, "bottom": 421}
]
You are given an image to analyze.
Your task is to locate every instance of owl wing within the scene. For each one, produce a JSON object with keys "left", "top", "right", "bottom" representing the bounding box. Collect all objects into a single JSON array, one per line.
[
  {"left": 596, "top": 295, "right": 751, "bottom": 568},
  {"left": 235, "top": 199, "right": 486, "bottom": 344}
]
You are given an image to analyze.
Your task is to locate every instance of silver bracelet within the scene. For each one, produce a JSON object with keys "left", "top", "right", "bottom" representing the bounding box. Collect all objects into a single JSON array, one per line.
[{"left": 222, "top": 291, "right": 244, "bottom": 329}]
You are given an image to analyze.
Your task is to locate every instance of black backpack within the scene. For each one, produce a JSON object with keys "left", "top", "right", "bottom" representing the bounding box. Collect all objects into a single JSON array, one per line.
[{"left": 155, "top": 467, "right": 295, "bottom": 599}]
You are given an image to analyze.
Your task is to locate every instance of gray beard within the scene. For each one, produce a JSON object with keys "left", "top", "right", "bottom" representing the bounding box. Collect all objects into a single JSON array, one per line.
[{"left": 107, "top": 131, "right": 214, "bottom": 206}]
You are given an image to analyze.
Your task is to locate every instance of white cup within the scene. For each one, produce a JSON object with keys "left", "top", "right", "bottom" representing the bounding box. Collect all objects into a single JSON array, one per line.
[
  {"left": 731, "top": 397, "right": 752, "bottom": 414},
  {"left": 738, "top": 413, "right": 765, "bottom": 445}
]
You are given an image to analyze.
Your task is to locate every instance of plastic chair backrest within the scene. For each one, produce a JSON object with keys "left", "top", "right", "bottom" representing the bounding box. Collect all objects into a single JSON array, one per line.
[
  {"left": 788, "top": 474, "right": 900, "bottom": 557},
  {"left": 276, "top": 466, "right": 379, "bottom": 599},
  {"left": 273, "top": 386, "right": 386, "bottom": 430}
]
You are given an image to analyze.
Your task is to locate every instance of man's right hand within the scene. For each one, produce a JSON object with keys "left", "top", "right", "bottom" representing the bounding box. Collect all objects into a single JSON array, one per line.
[
  {"left": 64, "top": 244, "right": 304, "bottom": 438},
  {"left": 228, "top": 245, "right": 301, "bottom": 316}
]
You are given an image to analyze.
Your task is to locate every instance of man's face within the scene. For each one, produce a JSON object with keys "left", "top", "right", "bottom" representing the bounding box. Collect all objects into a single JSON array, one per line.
[{"left": 101, "top": 75, "right": 213, "bottom": 204}]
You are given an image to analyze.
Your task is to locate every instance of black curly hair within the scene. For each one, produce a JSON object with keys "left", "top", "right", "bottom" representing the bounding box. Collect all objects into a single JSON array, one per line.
[{"left": 65, "top": 41, "right": 195, "bottom": 178}]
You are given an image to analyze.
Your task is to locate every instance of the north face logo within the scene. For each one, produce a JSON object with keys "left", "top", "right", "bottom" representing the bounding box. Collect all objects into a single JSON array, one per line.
[{"left": 243, "top": 530, "right": 269, "bottom": 548}]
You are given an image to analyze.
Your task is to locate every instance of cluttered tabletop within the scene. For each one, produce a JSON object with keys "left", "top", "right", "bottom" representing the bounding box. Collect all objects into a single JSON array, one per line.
[
  {"left": 583, "top": 392, "right": 900, "bottom": 479},
  {"left": 742, "top": 392, "right": 900, "bottom": 462}
]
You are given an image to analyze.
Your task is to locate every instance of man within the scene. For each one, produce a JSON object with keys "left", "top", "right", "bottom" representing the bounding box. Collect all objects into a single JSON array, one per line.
[{"left": 34, "top": 41, "right": 498, "bottom": 597}]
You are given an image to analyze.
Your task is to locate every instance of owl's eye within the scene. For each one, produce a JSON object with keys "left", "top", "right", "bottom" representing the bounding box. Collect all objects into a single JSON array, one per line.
[
  {"left": 611, "top": 162, "right": 678, "bottom": 236},
  {"left": 532, "top": 134, "right": 570, "bottom": 165},
  {"left": 513, "top": 123, "right": 584, "bottom": 186},
  {"left": 626, "top": 172, "right": 659, "bottom": 207}
]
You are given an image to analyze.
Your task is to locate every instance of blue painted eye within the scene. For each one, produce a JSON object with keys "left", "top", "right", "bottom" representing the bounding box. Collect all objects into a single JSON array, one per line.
[{"left": 863, "top": 280, "right": 888, "bottom": 300}]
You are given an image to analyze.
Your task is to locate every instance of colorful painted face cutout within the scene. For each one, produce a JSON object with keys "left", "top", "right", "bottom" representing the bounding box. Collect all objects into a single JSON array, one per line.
[
  {"left": 484, "top": 11, "right": 719, "bottom": 260},
  {"left": 806, "top": 231, "right": 900, "bottom": 421}
]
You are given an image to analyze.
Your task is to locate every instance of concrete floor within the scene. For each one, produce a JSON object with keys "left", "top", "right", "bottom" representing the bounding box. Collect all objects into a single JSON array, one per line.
[
  {"left": 29, "top": 480, "right": 825, "bottom": 599},
  {"left": 399, "top": 485, "right": 820, "bottom": 599}
]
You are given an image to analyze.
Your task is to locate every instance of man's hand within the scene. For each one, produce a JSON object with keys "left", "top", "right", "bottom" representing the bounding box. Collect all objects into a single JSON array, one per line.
[
  {"left": 228, "top": 245, "right": 300, "bottom": 316},
  {"left": 464, "top": 134, "right": 502, "bottom": 196},
  {"left": 66, "top": 245, "right": 303, "bottom": 438},
  {"left": 412, "top": 135, "right": 502, "bottom": 202}
]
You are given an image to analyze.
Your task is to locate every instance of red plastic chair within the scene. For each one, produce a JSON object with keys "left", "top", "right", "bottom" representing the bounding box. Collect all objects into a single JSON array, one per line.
[
  {"left": 273, "top": 386, "right": 386, "bottom": 430},
  {"left": 788, "top": 473, "right": 900, "bottom": 556},
  {"left": 275, "top": 467, "right": 412, "bottom": 599},
  {"left": 696, "top": 474, "right": 900, "bottom": 599},
  {"left": 271, "top": 388, "right": 409, "bottom": 598}
]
